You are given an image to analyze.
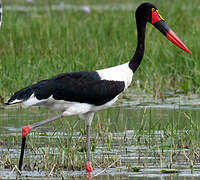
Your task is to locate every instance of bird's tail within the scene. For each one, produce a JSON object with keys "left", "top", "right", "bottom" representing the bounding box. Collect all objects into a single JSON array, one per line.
[
  {"left": 6, "top": 86, "right": 35, "bottom": 105},
  {"left": 6, "top": 80, "right": 49, "bottom": 106},
  {"left": 0, "top": 0, "right": 2, "bottom": 27}
]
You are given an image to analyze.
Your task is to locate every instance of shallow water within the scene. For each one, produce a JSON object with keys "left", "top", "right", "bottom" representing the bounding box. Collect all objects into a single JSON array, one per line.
[{"left": 1, "top": 92, "right": 200, "bottom": 179}]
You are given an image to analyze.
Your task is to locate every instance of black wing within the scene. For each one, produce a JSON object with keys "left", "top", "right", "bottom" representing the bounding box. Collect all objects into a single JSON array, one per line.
[{"left": 7, "top": 71, "right": 125, "bottom": 106}]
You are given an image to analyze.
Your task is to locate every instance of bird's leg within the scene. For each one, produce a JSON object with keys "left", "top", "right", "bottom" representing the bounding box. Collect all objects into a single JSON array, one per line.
[
  {"left": 86, "top": 123, "right": 92, "bottom": 172},
  {"left": 19, "top": 114, "right": 63, "bottom": 171},
  {"left": 85, "top": 112, "right": 94, "bottom": 173}
]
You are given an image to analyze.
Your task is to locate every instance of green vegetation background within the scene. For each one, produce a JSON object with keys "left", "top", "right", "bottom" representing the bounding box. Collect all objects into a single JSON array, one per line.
[{"left": 1, "top": 0, "right": 199, "bottom": 99}]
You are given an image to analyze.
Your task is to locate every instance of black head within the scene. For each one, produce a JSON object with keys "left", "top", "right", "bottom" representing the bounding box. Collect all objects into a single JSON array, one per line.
[
  {"left": 135, "top": 2, "right": 191, "bottom": 53},
  {"left": 135, "top": 2, "right": 163, "bottom": 24}
]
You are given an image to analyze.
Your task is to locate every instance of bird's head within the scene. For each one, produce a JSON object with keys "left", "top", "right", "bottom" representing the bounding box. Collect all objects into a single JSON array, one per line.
[{"left": 136, "top": 2, "right": 191, "bottom": 54}]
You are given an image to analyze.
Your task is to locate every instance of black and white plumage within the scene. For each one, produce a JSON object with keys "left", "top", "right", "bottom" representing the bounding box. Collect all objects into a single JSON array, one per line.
[
  {"left": 7, "top": 64, "right": 132, "bottom": 114},
  {"left": 6, "top": 2, "right": 190, "bottom": 173}
]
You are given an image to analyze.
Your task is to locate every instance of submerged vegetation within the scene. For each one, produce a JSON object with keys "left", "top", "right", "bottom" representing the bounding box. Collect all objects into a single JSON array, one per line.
[{"left": 1, "top": 105, "right": 200, "bottom": 176}]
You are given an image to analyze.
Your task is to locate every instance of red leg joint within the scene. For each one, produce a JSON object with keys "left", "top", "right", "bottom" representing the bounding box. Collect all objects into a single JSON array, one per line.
[
  {"left": 86, "top": 161, "right": 93, "bottom": 173},
  {"left": 22, "top": 125, "right": 32, "bottom": 138}
]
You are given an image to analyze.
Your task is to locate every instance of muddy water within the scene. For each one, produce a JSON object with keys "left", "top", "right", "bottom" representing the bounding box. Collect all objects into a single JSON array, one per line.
[{"left": 1, "top": 92, "right": 200, "bottom": 179}]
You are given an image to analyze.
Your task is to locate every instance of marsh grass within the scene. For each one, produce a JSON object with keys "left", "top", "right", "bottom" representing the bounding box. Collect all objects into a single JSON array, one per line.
[
  {"left": 0, "top": 0, "right": 200, "bottom": 98},
  {"left": 1, "top": 107, "right": 200, "bottom": 174},
  {"left": 0, "top": 118, "right": 121, "bottom": 174}
]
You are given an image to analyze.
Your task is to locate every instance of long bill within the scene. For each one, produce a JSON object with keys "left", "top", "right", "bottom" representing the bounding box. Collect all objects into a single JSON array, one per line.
[{"left": 153, "top": 20, "right": 191, "bottom": 54}]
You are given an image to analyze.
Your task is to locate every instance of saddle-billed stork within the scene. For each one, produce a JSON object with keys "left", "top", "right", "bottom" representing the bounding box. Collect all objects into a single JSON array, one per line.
[{"left": 6, "top": 2, "right": 190, "bottom": 173}]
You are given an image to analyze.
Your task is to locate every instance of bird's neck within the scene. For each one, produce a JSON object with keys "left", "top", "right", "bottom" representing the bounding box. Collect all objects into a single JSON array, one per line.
[{"left": 129, "top": 19, "right": 147, "bottom": 73}]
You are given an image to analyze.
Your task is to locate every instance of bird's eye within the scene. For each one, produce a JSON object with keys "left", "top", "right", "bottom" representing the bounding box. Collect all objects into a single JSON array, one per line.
[
  {"left": 151, "top": 7, "right": 165, "bottom": 22},
  {"left": 151, "top": 8, "right": 165, "bottom": 23}
]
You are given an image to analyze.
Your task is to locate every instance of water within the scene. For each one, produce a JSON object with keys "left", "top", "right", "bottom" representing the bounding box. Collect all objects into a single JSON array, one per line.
[{"left": 1, "top": 92, "right": 200, "bottom": 179}]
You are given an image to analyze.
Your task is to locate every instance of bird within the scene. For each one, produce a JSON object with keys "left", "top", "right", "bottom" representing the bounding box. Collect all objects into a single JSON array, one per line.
[{"left": 6, "top": 2, "right": 191, "bottom": 174}]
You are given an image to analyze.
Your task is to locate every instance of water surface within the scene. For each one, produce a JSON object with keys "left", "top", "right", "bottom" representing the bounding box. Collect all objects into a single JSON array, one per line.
[{"left": 1, "top": 92, "right": 200, "bottom": 179}]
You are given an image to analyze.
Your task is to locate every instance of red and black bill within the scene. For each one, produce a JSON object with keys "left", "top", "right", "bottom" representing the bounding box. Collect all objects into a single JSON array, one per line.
[{"left": 151, "top": 9, "right": 191, "bottom": 54}]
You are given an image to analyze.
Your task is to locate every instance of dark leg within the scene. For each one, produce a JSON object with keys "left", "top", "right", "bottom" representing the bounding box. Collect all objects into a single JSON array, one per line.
[
  {"left": 18, "top": 114, "right": 63, "bottom": 171},
  {"left": 19, "top": 137, "right": 26, "bottom": 171}
]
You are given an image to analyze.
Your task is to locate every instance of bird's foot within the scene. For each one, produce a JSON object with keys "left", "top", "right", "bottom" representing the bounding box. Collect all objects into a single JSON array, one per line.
[
  {"left": 22, "top": 125, "right": 32, "bottom": 138},
  {"left": 86, "top": 161, "right": 93, "bottom": 173},
  {"left": 86, "top": 172, "right": 92, "bottom": 180}
]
